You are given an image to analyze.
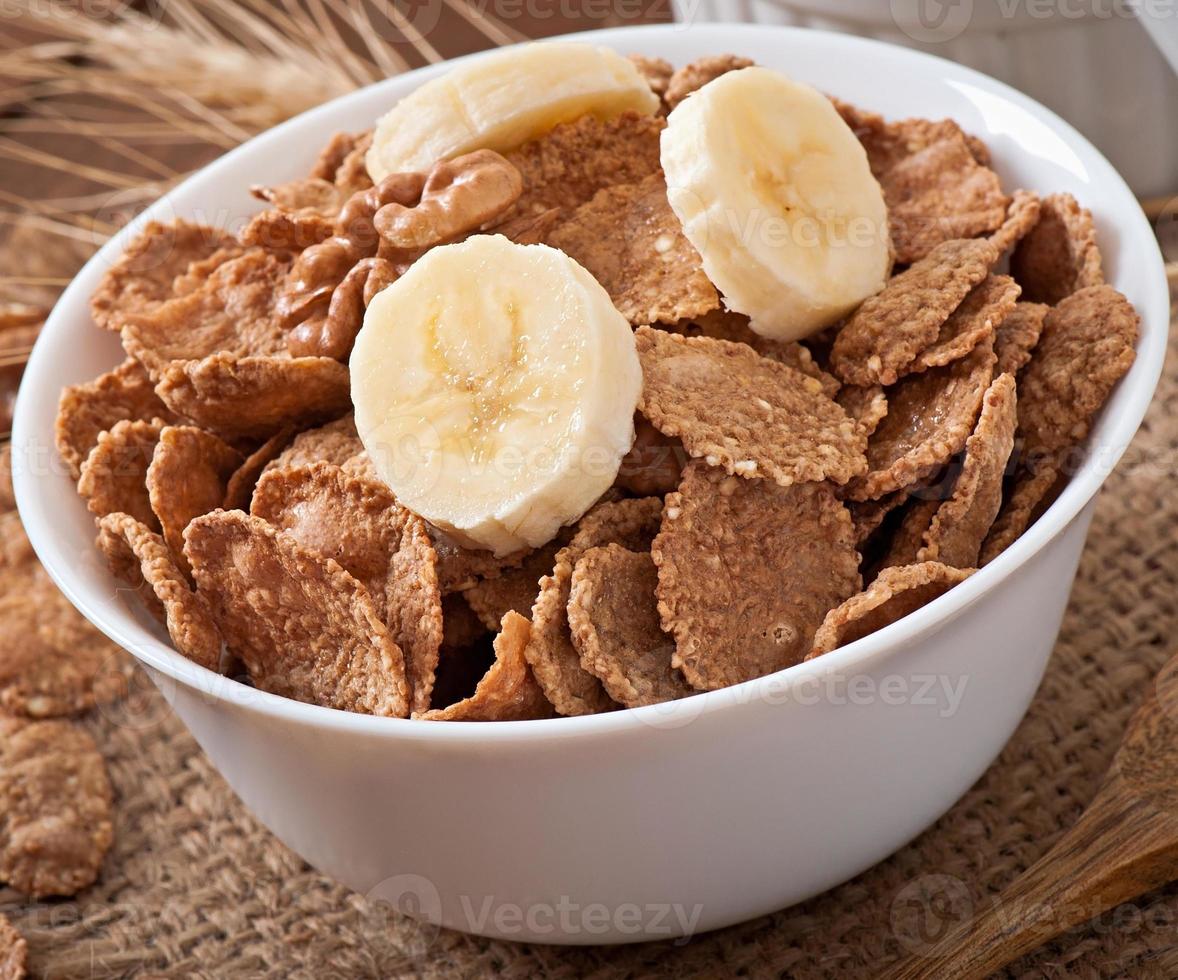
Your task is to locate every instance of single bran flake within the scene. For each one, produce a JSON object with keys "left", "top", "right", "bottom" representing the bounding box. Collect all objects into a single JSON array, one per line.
[
  {"left": 919, "top": 373, "right": 1018, "bottom": 568},
  {"left": 654, "top": 462, "right": 861, "bottom": 690},
  {"left": 809, "top": 562, "right": 974, "bottom": 658},
  {"left": 831, "top": 238, "right": 997, "bottom": 387},
  {"left": 636, "top": 328, "right": 867, "bottom": 488},
  {"left": 422, "top": 612, "right": 553, "bottom": 721},
  {"left": 848, "top": 339, "right": 995, "bottom": 501},
  {"left": 568, "top": 544, "right": 692, "bottom": 708},
  {"left": 547, "top": 172, "right": 718, "bottom": 326},
  {"left": 184, "top": 511, "right": 411, "bottom": 716},
  {"left": 0, "top": 716, "right": 114, "bottom": 899}
]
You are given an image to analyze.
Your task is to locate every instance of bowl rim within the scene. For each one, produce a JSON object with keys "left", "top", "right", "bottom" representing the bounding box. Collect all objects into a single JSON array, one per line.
[{"left": 13, "top": 21, "right": 1169, "bottom": 744}]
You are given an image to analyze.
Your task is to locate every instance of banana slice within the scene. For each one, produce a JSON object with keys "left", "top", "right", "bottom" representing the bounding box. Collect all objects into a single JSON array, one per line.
[
  {"left": 660, "top": 66, "right": 891, "bottom": 342},
  {"left": 351, "top": 235, "right": 642, "bottom": 556},
  {"left": 366, "top": 42, "right": 660, "bottom": 182}
]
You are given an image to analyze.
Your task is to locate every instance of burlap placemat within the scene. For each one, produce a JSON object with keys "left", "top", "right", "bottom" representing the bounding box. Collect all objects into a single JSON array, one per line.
[{"left": 0, "top": 300, "right": 1172, "bottom": 979}]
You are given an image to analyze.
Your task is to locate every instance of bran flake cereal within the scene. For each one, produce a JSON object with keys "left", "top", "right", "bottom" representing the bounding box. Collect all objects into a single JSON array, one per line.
[
  {"left": 909, "top": 274, "right": 1019, "bottom": 374},
  {"left": 676, "top": 310, "right": 841, "bottom": 398},
  {"left": 1011, "top": 192, "right": 1104, "bottom": 304},
  {"left": 239, "top": 208, "right": 335, "bottom": 252},
  {"left": 568, "top": 544, "right": 692, "bottom": 708},
  {"left": 849, "top": 490, "right": 910, "bottom": 549},
  {"left": 637, "top": 328, "right": 867, "bottom": 487},
  {"left": 831, "top": 238, "right": 997, "bottom": 387},
  {"left": 147, "top": 425, "right": 243, "bottom": 577},
  {"left": 251, "top": 176, "right": 348, "bottom": 222},
  {"left": 428, "top": 527, "right": 529, "bottom": 595},
  {"left": 1015, "top": 284, "right": 1138, "bottom": 460},
  {"left": 55, "top": 358, "right": 176, "bottom": 480},
  {"left": 55, "top": 52, "right": 1144, "bottom": 723},
  {"left": 96, "top": 512, "right": 224, "bottom": 673},
  {"left": 0, "top": 716, "right": 114, "bottom": 899},
  {"left": 422, "top": 612, "right": 553, "bottom": 721},
  {"left": 836, "top": 106, "right": 1007, "bottom": 263},
  {"left": 77, "top": 417, "right": 165, "bottom": 530},
  {"left": 0, "top": 585, "right": 134, "bottom": 720},
  {"left": 251, "top": 461, "right": 405, "bottom": 595},
  {"left": 89, "top": 219, "right": 239, "bottom": 331},
  {"left": 525, "top": 497, "right": 662, "bottom": 715},
  {"left": 837, "top": 385, "right": 889, "bottom": 440},
  {"left": 978, "top": 463, "right": 1063, "bottom": 566},
  {"left": 385, "top": 513, "right": 445, "bottom": 715},
  {"left": 848, "top": 339, "right": 995, "bottom": 501},
  {"left": 504, "top": 111, "right": 664, "bottom": 217},
  {"left": 877, "top": 498, "right": 941, "bottom": 571},
  {"left": 654, "top": 462, "right": 860, "bottom": 689},
  {"left": 547, "top": 172, "right": 719, "bottom": 325},
  {"left": 263, "top": 414, "right": 361, "bottom": 476},
  {"left": 614, "top": 416, "right": 686, "bottom": 497},
  {"left": 462, "top": 538, "right": 566, "bottom": 632},
  {"left": 250, "top": 461, "right": 445, "bottom": 710},
  {"left": 153, "top": 352, "right": 351, "bottom": 441},
  {"left": 184, "top": 510, "right": 410, "bottom": 716},
  {"left": 809, "top": 562, "right": 974, "bottom": 658},
  {"left": 994, "top": 301, "right": 1049, "bottom": 376},
  {"left": 223, "top": 426, "right": 297, "bottom": 511},
  {"left": 441, "top": 594, "right": 490, "bottom": 653},
  {"left": 988, "top": 190, "right": 1041, "bottom": 256},
  {"left": 920, "top": 373, "right": 1017, "bottom": 568},
  {"left": 119, "top": 249, "right": 290, "bottom": 377}
]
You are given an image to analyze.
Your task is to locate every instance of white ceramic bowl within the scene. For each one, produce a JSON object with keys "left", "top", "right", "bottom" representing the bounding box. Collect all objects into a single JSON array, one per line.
[{"left": 12, "top": 24, "right": 1169, "bottom": 945}]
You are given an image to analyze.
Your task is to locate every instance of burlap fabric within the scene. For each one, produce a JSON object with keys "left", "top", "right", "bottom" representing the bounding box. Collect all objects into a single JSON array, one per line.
[{"left": 0, "top": 288, "right": 1170, "bottom": 978}]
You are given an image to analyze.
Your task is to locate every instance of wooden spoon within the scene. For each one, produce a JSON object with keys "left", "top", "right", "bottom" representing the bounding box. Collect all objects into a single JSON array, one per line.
[{"left": 882, "top": 653, "right": 1178, "bottom": 980}]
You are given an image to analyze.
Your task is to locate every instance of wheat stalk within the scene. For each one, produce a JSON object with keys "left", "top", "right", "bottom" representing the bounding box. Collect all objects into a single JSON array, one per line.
[
  {"left": 0, "top": 0, "right": 521, "bottom": 307},
  {"left": 18, "top": 2, "right": 361, "bottom": 115}
]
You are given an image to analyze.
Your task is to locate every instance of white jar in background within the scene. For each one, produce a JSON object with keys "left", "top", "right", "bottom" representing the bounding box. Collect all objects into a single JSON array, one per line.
[{"left": 671, "top": 0, "right": 1178, "bottom": 198}]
